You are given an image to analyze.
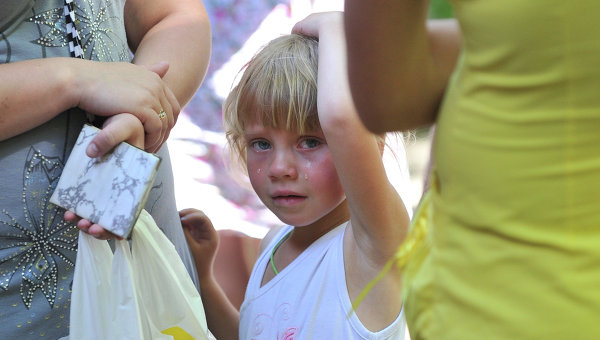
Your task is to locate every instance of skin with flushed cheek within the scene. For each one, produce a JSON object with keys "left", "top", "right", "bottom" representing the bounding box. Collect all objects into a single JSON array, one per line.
[{"left": 245, "top": 128, "right": 345, "bottom": 228}]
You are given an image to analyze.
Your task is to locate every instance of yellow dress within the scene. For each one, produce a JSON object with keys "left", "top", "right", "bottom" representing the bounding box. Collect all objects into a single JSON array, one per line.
[{"left": 404, "top": 1, "right": 600, "bottom": 339}]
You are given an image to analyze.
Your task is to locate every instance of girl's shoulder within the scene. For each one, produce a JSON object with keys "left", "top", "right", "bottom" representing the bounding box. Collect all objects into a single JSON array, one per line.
[{"left": 258, "top": 225, "right": 291, "bottom": 254}]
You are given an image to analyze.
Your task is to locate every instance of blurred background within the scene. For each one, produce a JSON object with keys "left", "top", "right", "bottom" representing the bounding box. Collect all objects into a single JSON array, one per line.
[{"left": 168, "top": 0, "right": 453, "bottom": 239}]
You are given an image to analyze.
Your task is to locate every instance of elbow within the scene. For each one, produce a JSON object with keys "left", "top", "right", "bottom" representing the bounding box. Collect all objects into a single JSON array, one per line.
[
  {"left": 355, "top": 108, "right": 391, "bottom": 134},
  {"left": 346, "top": 89, "right": 387, "bottom": 133},
  {"left": 352, "top": 94, "right": 406, "bottom": 134},
  {"left": 352, "top": 89, "right": 438, "bottom": 133}
]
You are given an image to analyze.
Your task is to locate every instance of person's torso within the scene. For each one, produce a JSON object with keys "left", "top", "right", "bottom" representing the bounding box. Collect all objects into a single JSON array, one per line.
[
  {"left": 413, "top": 1, "right": 600, "bottom": 338},
  {"left": 239, "top": 224, "right": 406, "bottom": 339},
  {"left": 0, "top": 1, "right": 197, "bottom": 337}
]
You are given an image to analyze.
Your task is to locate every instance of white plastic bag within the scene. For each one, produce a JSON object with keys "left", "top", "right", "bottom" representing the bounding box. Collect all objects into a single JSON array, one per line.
[
  {"left": 132, "top": 210, "right": 213, "bottom": 339},
  {"left": 63, "top": 210, "right": 213, "bottom": 340}
]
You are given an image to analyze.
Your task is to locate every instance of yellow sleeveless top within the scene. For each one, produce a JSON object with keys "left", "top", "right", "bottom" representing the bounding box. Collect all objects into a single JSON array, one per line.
[{"left": 404, "top": 1, "right": 600, "bottom": 338}]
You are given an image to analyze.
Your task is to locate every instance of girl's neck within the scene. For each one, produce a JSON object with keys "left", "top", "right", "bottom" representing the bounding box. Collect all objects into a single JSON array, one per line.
[
  {"left": 261, "top": 201, "right": 349, "bottom": 285},
  {"left": 288, "top": 199, "right": 349, "bottom": 249}
]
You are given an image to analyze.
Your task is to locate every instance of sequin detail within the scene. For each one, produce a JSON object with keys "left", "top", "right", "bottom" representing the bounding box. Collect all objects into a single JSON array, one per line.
[
  {"left": 0, "top": 147, "right": 78, "bottom": 309},
  {"left": 26, "top": 0, "right": 129, "bottom": 61}
]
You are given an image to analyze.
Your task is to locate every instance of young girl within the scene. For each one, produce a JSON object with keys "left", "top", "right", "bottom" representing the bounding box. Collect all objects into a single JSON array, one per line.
[{"left": 181, "top": 12, "right": 410, "bottom": 339}]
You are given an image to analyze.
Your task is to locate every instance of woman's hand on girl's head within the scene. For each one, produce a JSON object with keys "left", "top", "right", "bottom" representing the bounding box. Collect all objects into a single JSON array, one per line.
[{"left": 74, "top": 60, "right": 179, "bottom": 156}]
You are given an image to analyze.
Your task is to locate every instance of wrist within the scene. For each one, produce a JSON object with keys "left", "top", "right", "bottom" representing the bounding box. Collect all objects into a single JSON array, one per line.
[
  {"left": 197, "top": 267, "right": 217, "bottom": 286},
  {"left": 58, "top": 57, "right": 86, "bottom": 110}
]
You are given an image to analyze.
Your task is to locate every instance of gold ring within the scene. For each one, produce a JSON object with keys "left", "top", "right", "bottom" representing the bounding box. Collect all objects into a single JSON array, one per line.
[{"left": 158, "top": 110, "right": 167, "bottom": 121}]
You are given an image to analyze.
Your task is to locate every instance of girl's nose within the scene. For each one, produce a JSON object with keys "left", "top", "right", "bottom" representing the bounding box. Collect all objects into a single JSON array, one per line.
[{"left": 268, "top": 150, "right": 298, "bottom": 180}]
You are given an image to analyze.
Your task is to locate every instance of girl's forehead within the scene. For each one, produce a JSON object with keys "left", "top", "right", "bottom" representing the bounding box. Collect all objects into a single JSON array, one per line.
[
  {"left": 243, "top": 121, "right": 269, "bottom": 134},
  {"left": 243, "top": 119, "right": 322, "bottom": 135},
  {"left": 243, "top": 123, "right": 294, "bottom": 135}
]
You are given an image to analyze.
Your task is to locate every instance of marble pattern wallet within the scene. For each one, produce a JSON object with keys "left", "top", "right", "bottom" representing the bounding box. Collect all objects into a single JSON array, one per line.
[{"left": 50, "top": 124, "right": 161, "bottom": 238}]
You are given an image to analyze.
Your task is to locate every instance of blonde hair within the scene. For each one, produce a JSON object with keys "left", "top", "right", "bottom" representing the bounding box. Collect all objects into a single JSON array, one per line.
[
  {"left": 223, "top": 34, "right": 320, "bottom": 173},
  {"left": 222, "top": 34, "right": 397, "bottom": 181}
]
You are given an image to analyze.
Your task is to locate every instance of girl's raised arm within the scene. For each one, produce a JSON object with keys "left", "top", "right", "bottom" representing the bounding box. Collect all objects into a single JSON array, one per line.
[{"left": 293, "top": 12, "right": 409, "bottom": 330}]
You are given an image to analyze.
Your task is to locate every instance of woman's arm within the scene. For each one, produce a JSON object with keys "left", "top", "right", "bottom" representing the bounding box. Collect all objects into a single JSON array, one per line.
[
  {"left": 344, "top": 1, "right": 461, "bottom": 133},
  {"left": 0, "top": 58, "right": 174, "bottom": 152},
  {"left": 1, "top": 0, "right": 210, "bottom": 150},
  {"left": 125, "top": 0, "right": 211, "bottom": 110}
]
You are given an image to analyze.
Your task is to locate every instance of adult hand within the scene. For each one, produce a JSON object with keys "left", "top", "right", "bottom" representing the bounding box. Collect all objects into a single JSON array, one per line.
[
  {"left": 64, "top": 113, "right": 145, "bottom": 240},
  {"left": 87, "top": 112, "right": 146, "bottom": 156},
  {"left": 65, "top": 210, "right": 123, "bottom": 240},
  {"left": 179, "top": 208, "right": 219, "bottom": 279},
  {"left": 75, "top": 60, "right": 180, "bottom": 156}
]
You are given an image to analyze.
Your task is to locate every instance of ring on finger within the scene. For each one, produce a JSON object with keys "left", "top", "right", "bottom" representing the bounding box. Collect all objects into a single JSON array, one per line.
[{"left": 158, "top": 109, "right": 167, "bottom": 121}]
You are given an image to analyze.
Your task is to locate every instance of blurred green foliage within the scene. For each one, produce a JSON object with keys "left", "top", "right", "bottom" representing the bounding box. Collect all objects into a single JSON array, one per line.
[{"left": 429, "top": 0, "right": 454, "bottom": 18}]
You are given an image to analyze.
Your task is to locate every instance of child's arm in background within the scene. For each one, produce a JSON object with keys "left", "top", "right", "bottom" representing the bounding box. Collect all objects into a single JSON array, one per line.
[
  {"left": 292, "top": 12, "right": 410, "bottom": 330},
  {"left": 180, "top": 209, "right": 240, "bottom": 340}
]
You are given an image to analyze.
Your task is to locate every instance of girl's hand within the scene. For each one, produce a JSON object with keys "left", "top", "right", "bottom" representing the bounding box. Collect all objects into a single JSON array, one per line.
[
  {"left": 64, "top": 113, "right": 145, "bottom": 240},
  {"left": 75, "top": 60, "right": 179, "bottom": 156},
  {"left": 179, "top": 208, "right": 219, "bottom": 280},
  {"left": 291, "top": 11, "right": 343, "bottom": 39}
]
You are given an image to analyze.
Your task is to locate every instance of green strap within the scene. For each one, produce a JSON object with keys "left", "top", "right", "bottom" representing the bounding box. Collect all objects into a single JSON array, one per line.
[
  {"left": 269, "top": 232, "right": 291, "bottom": 276},
  {"left": 270, "top": 247, "right": 279, "bottom": 275}
]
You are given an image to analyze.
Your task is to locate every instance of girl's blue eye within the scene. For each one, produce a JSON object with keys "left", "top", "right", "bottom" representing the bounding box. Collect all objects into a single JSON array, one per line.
[
  {"left": 300, "top": 138, "right": 321, "bottom": 149},
  {"left": 251, "top": 140, "right": 271, "bottom": 151}
]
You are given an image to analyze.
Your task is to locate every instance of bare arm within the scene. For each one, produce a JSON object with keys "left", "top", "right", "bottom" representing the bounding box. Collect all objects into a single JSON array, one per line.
[
  {"left": 344, "top": 1, "right": 461, "bottom": 133},
  {"left": 0, "top": 58, "right": 74, "bottom": 141},
  {"left": 180, "top": 209, "right": 240, "bottom": 340},
  {"left": 196, "top": 276, "right": 240, "bottom": 340},
  {"left": 293, "top": 12, "right": 410, "bottom": 330},
  {"left": 0, "top": 0, "right": 210, "bottom": 153},
  {"left": 125, "top": 0, "right": 211, "bottom": 111},
  {"left": 0, "top": 58, "right": 174, "bottom": 152}
]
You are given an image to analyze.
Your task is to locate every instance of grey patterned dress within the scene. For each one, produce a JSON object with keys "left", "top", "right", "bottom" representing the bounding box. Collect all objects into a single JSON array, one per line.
[{"left": 0, "top": 0, "right": 199, "bottom": 337}]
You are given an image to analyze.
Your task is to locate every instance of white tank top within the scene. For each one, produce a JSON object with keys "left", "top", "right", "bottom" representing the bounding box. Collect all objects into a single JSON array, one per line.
[{"left": 239, "top": 223, "right": 408, "bottom": 339}]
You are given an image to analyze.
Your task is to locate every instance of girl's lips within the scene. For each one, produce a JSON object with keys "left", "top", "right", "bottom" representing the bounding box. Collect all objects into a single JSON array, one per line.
[{"left": 272, "top": 195, "right": 306, "bottom": 206}]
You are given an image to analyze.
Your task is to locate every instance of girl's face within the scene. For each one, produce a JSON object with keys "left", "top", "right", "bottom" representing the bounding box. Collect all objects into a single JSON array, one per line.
[{"left": 244, "top": 121, "right": 346, "bottom": 228}]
